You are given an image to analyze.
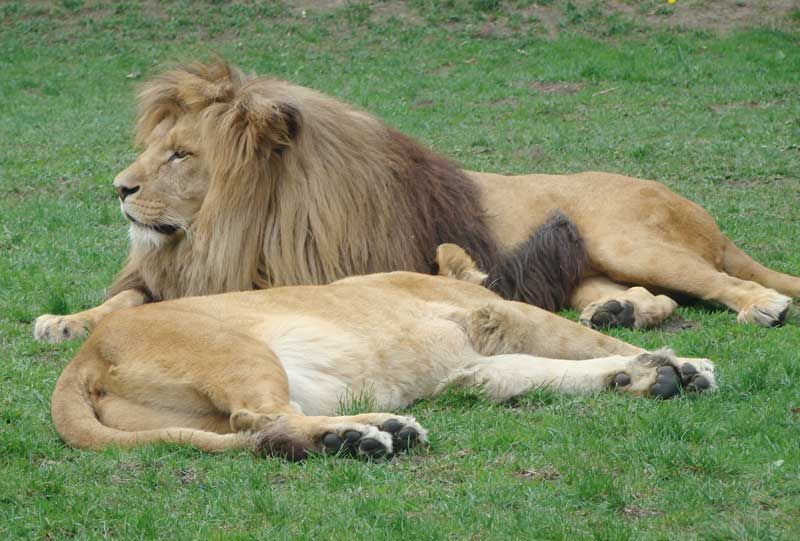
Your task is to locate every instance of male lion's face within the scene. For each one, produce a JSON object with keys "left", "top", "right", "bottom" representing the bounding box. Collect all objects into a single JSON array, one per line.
[{"left": 113, "top": 115, "right": 210, "bottom": 248}]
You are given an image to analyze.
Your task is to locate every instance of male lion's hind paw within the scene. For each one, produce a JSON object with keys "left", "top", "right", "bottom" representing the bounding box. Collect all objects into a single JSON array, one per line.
[
  {"left": 737, "top": 293, "right": 791, "bottom": 327},
  {"left": 33, "top": 314, "right": 89, "bottom": 343},
  {"left": 582, "top": 300, "right": 636, "bottom": 330},
  {"left": 611, "top": 351, "right": 716, "bottom": 399}
]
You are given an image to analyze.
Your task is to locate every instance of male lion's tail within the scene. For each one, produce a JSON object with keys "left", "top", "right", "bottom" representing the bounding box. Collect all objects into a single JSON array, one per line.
[
  {"left": 51, "top": 346, "right": 252, "bottom": 453},
  {"left": 485, "top": 212, "right": 587, "bottom": 312}
]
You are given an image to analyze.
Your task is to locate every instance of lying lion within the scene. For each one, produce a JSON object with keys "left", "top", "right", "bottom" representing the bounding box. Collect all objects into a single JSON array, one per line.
[
  {"left": 52, "top": 246, "right": 715, "bottom": 458},
  {"left": 35, "top": 61, "right": 798, "bottom": 344}
]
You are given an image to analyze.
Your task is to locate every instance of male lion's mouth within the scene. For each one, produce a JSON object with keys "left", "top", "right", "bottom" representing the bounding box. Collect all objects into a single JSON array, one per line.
[{"left": 125, "top": 213, "right": 179, "bottom": 235}]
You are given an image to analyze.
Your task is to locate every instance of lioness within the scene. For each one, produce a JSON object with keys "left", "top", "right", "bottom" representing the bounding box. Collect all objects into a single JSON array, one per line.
[
  {"left": 35, "top": 61, "right": 798, "bottom": 343},
  {"left": 52, "top": 246, "right": 715, "bottom": 458}
]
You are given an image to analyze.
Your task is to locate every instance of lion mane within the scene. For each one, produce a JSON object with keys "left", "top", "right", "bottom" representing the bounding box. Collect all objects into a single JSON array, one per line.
[{"left": 110, "top": 61, "right": 585, "bottom": 311}]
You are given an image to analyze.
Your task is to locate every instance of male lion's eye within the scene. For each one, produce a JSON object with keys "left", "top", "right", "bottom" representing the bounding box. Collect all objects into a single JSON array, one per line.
[{"left": 168, "top": 149, "right": 190, "bottom": 163}]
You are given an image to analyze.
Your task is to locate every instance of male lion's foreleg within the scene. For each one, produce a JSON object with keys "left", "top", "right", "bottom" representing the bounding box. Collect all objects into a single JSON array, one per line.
[
  {"left": 572, "top": 278, "right": 678, "bottom": 330},
  {"left": 34, "top": 289, "right": 148, "bottom": 343},
  {"left": 441, "top": 350, "right": 715, "bottom": 400},
  {"left": 233, "top": 411, "right": 428, "bottom": 461}
]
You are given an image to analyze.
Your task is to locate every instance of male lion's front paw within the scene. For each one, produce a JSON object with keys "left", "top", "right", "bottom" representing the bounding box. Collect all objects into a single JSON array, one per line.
[
  {"left": 610, "top": 350, "right": 716, "bottom": 398},
  {"left": 33, "top": 314, "right": 90, "bottom": 343},
  {"left": 581, "top": 299, "right": 636, "bottom": 329}
]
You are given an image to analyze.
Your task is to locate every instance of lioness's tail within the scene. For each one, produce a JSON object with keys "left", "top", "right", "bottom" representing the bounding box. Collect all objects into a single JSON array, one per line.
[
  {"left": 51, "top": 348, "right": 252, "bottom": 453},
  {"left": 485, "top": 212, "right": 586, "bottom": 311}
]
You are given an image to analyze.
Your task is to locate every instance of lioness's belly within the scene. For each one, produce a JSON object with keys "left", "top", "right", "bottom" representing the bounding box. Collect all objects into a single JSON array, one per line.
[{"left": 258, "top": 313, "right": 472, "bottom": 416}]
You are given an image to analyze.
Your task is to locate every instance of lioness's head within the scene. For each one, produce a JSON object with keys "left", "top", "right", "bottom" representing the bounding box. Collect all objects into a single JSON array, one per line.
[{"left": 114, "top": 114, "right": 210, "bottom": 247}]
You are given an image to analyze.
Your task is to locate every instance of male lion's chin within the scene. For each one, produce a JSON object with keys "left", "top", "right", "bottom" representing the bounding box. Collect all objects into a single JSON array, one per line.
[{"left": 129, "top": 223, "right": 172, "bottom": 250}]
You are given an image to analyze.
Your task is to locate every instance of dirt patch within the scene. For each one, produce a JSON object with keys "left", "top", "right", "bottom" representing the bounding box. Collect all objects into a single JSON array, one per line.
[
  {"left": 710, "top": 100, "right": 787, "bottom": 113},
  {"left": 658, "top": 315, "right": 699, "bottom": 333},
  {"left": 529, "top": 81, "right": 585, "bottom": 95}
]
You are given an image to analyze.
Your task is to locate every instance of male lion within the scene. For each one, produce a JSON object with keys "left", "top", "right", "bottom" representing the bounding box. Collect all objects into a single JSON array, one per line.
[
  {"left": 35, "top": 61, "right": 798, "bottom": 342},
  {"left": 52, "top": 245, "right": 715, "bottom": 458}
]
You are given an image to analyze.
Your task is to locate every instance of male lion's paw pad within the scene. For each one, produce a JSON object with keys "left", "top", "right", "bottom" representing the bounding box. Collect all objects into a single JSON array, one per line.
[
  {"left": 649, "top": 365, "right": 681, "bottom": 399},
  {"left": 588, "top": 300, "right": 635, "bottom": 330},
  {"left": 34, "top": 314, "right": 88, "bottom": 343}
]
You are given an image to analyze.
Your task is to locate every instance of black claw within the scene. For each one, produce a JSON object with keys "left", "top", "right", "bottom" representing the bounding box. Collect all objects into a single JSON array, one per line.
[
  {"left": 381, "top": 419, "right": 403, "bottom": 434},
  {"left": 359, "top": 438, "right": 387, "bottom": 458},
  {"left": 613, "top": 373, "right": 631, "bottom": 387},
  {"left": 322, "top": 433, "right": 344, "bottom": 452},
  {"left": 394, "top": 427, "right": 419, "bottom": 451}
]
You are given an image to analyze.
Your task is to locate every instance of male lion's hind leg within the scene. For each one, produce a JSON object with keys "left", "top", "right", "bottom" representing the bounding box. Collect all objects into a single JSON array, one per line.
[
  {"left": 571, "top": 277, "right": 678, "bottom": 330},
  {"left": 232, "top": 410, "right": 428, "bottom": 461},
  {"left": 441, "top": 350, "right": 715, "bottom": 401},
  {"left": 588, "top": 244, "right": 791, "bottom": 327}
]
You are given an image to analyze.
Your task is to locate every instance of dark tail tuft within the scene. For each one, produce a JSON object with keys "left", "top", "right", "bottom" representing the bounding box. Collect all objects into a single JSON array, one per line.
[{"left": 486, "top": 212, "right": 586, "bottom": 312}]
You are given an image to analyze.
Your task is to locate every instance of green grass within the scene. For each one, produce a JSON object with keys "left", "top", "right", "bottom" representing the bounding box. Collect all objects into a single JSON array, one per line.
[{"left": 2, "top": 1, "right": 799, "bottom": 539}]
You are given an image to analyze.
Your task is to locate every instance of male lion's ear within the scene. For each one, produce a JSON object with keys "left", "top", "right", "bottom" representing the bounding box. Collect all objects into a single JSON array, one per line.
[
  {"left": 435, "top": 244, "right": 488, "bottom": 284},
  {"left": 209, "top": 93, "right": 301, "bottom": 162}
]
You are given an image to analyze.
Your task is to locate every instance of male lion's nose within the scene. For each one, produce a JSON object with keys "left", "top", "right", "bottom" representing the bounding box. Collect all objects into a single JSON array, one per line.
[{"left": 116, "top": 185, "right": 140, "bottom": 201}]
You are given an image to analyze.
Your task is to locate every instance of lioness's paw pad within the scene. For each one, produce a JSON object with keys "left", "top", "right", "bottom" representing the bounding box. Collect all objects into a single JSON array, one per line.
[
  {"left": 34, "top": 314, "right": 89, "bottom": 343},
  {"left": 380, "top": 417, "right": 427, "bottom": 452},
  {"left": 612, "top": 351, "right": 716, "bottom": 398},
  {"left": 583, "top": 300, "right": 636, "bottom": 330},
  {"left": 321, "top": 417, "right": 427, "bottom": 459}
]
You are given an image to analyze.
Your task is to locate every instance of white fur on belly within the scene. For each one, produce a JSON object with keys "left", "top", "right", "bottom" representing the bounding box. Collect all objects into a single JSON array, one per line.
[{"left": 262, "top": 316, "right": 363, "bottom": 416}]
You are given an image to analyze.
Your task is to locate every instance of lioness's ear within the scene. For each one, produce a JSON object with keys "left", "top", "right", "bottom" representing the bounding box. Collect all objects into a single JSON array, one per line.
[
  {"left": 435, "top": 244, "right": 488, "bottom": 284},
  {"left": 209, "top": 93, "right": 301, "bottom": 161}
]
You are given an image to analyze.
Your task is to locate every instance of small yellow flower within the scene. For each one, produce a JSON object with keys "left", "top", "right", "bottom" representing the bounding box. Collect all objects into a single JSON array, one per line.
[{"left": 667, "top": 0, "right": 676, "bottom": 4}]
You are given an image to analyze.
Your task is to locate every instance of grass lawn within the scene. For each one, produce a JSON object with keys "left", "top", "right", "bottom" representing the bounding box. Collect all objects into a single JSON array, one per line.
[{"left": 1, "top": 1, "right": 799, "bottom": 539}]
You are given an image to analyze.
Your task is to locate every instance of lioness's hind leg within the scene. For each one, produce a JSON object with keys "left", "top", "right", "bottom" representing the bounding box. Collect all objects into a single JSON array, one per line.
[
  {"left": 572, "top": 277, "right": 678, "bottom": 330},
  {"left": 242, "top": 412, "right": 428, "bottom": 461}
]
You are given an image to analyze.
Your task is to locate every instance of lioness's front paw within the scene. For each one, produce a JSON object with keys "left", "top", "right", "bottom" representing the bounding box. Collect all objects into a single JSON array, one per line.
[
  {"left": 611, "top": 350, "right": 716, "bottom": 398},
  {"left": 33, "top": 314, "right": 90, "bottom": 343}
]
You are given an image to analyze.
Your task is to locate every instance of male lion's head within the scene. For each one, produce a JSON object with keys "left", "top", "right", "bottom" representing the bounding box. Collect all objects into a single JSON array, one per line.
[{"left": 113, "top": 62, "right": 300, "bottom": 251}]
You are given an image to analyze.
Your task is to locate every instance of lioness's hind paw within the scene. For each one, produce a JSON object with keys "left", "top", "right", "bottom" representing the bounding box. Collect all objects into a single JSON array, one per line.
[{"left": 320, "top": 416, "right": 427, "bottom": 459}]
